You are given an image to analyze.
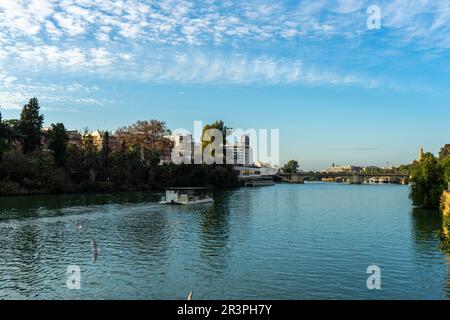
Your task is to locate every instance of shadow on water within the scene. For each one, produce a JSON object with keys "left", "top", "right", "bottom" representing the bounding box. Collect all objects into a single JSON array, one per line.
[
  {"left": 197, "top": 190, "right": 233, "bottom": 273},
  {"left": 112, "top": 207, "right": 173, "bottom": 268},
  {"left": 411, "top": 207, "right": 450, "bottom": 298},
  {"left": 411, "top": 207, "right": 442, "bottom": 248},
  {"left": 447, "top": 257, "right": 450, "bottom": 298},
  {"left": 9, "top": 224, "right": 41, "bottom": 297},
  {"left": 0, "top": 192, "right": 162, "bottom": 220}
]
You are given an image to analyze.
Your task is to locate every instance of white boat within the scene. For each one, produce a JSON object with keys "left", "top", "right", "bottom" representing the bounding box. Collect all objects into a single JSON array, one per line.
[{"left": 160, "top": 187, "right": 214, "bottom": 205}]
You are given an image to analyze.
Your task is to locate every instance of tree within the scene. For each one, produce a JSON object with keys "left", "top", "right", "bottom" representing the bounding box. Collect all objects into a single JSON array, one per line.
[
  {"left": 282, "top": 160, "right": 300, "bottom": 173},
  {"left": 81, "top": 129, "right": 99, "bottom": 183},
  {"left": 410, "top": 152, "right": 446, "bottom": 208},
  {"left": 47, "top": 123, "right": 68, "bottom": 167},
  {"left": 101, "top": 130, "right": 110, "bottom": 169},
  {"left": 439, "top": 144, "right": 450, "bottom": 159},
  {"left": 202, "top": 120, "right": 229, "bottom": 163},
  {"left": 18, "top": 97, "right": 44, "bottom": 153},
  {"left": 0, "top": 110, "right": 5, "bottom": 160},
  {"left": 116, "top": 120, "right": 172, "bottom": 164},
  {"left": 3, "top": 119, "right": 22, "bottom": 150},
  {"left": 440, "top": 155, "right": 450, "bottom": 186}
]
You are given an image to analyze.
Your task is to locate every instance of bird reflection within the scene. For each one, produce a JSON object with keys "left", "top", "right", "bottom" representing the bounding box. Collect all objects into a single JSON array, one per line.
[{"left": 92, "top": 239, "right": 99, "bottom": 264}]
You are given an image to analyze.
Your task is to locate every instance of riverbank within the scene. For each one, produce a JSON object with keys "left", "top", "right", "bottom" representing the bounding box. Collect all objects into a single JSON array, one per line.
[
  {"left": 0, "top": 151, "right": 240, "bottom": 197},
  {"left": 441, "top": 190, "right": 450, "bottom": 252}
]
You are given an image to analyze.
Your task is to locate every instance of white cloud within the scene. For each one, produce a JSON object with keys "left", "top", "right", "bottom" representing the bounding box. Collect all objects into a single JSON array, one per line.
[
  {"left": 0, "top": 0, "right": 448, "bottom": 49},
  {"left": 0, "top": 68, "right": 109, "bottom": 110},
  {"left": 0, "top": 0, "right": 448, "bottom": 92}
]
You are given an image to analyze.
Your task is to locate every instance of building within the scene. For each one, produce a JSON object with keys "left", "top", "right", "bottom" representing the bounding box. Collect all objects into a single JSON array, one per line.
[
  {"left": 161, "top": 133, "right": 194, "bottom": 164},
  {"left": 90, "top": 131, "right": 121, "bottom": 151},
  {"left": 322, "top": 164, "right": 362, "bottom": 174},
  {"left": 108, "top": 134, "right": 121, "bottom": 151},
  {"left": 161, "top": 133, "right": 256, "bottom": 166},
  {"left": 254, "top": 160, "right": 280, "bottom": 176},
  {"left": 225, "top": 134, "right": 253, "bottom": 166},
  {"left": 41, "top": 128, "right": 85, "bottom": 150},
  {"left": 362, "top": 166, "right": 382, "bottom": 173},
  {"left": 233, "top": 165, "right": 275, "bottom": 187},
  {"left": 419, "top": 146, "right": 424, "bottom": 161},
  {"left": 67, "top": 131, "right": 82, "bottom": 147},
  {"left": 91, "top": 131, "right": 103, "bottom": 148},
  {"left": 40, "top": 127, "right": 50, "bottom": 151}
]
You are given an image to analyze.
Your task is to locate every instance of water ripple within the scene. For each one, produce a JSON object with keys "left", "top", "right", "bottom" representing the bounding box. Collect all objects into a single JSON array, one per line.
[{"left": 0, "top": 186, "right": 448, "bottom": 299}]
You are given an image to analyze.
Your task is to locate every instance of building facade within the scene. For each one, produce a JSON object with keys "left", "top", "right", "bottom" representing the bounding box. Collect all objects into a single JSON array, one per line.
[
  {"left": 225, "top": 134, "right": 253, "bottom": 166},
  {"left": 322, "top": 164, "right": 362, "bottom": 174}
]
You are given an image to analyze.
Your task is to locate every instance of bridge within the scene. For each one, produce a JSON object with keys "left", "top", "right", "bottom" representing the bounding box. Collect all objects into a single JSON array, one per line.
[{"left": 275, "top": 172, "right": 410, "bottom": 184}]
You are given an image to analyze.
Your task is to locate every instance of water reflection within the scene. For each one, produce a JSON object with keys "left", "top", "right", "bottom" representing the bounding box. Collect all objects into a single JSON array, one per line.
[
  {"left": 198, "top": 191, "right": 232, "bottom": 273},
  {"left": 1, "top": 186, "right": 450, "bottom": 299},
  {"left": 410, "top": 207, "right": 442, "bottom": 253},
  {"left": 113, "top": 207, "right": 173, "bottom": 268},
  {"left": 0, "top": 192, "right": 162, "bottom": 220},
  {"left": 447, "top": 256, "right": 450, "bottom": 298},
  {"left": 9, "top": 224, "right": 41, "bottom": 297},
  {"left": 410, "top": 207, "right": 449, "bottom": 298}
]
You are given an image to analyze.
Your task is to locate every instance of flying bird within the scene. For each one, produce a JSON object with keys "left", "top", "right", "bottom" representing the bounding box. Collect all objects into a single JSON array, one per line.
[{"left": 91, "top": 239, "right": 99, "bottom": 264}]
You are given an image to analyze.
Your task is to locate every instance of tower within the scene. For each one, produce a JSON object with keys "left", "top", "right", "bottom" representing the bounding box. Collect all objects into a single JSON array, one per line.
[{"left": 419, "top": 146, "right": 424, "bottom": 161}]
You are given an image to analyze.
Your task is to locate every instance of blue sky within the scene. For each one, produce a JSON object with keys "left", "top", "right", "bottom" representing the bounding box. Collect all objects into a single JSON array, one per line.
[{"left": 0, "top": 0, "right": 449, "bottom": 170}]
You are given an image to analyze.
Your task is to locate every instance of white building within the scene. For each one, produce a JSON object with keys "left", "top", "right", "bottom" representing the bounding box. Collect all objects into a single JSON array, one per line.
[
  {"left": 164, "top": 133, "right": 255, "bottom": 166},
  {"left": 254, "top": 160, "right": 280, "bottom": 176},
  {"left": 322, "top": 164, "right": 362, "bottom": 174},
  {"left": 163, "top": 133, "right": 194, "bottom": 164},
  {"left": 225, "top": 134, "right": 253, "bottom": 166}
]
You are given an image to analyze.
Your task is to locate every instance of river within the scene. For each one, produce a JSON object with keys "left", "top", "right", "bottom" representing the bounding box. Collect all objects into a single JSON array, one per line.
[{"left": 0, "top": 183, "right": 448, "bottom": 299}]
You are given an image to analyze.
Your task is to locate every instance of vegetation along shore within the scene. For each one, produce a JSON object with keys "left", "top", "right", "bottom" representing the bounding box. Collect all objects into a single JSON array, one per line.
[{"left": 0, "top": 98, "right": 239, "bottom": 196}]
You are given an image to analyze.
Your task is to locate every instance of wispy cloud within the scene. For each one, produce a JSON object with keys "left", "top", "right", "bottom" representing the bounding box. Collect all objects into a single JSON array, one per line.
[
  {"left": 1, "top": 1, "right": 449, "bottom": 50},
  {"left": 0, "top": 0, "right": 449, "bottom": 105},
  {"left": 0, "top": 68, "right": 110, "bottom": 110}
]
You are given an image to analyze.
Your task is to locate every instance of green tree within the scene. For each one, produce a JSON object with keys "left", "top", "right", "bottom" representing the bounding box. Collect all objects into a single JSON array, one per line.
[
  {"left": 65, "top": 143, "right": 85, "bottom": 185},
  {"left": 81, "top": 130, "right": 99, "bottom": 183},
  {"left": 282, "top": 160, "right": 300, "bottom": 173},
  {"left": 439, "top": 144, "right": 450, "bottom": 159},
  {"left": 0, "top": 110, "right": 5, "bottom": 160},
  {"left": 18, "top": 97, "right": 44, "bottom": 153},
  {"left": 202, "top": 120, "right": 229, "bottom": 162},
  {"left": 47, "top": 123, "right": 68, "bottom": 167},
  {"left": 3, "top": 119, "right": 22, "bottom": 151},
  {"left": 101, "top": 130, "right": 110, "bottom": 169},
  {"left": 410, "top": 152, "right": 446, "bottom": 208},
  {"left": 440, "top": 155, "right": 450, "bottom": 186}
]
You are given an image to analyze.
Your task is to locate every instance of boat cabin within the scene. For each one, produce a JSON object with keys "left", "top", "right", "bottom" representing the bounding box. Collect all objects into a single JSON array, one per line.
[{"left": 160, "top": 187, "right": 214, "bottom": 205}]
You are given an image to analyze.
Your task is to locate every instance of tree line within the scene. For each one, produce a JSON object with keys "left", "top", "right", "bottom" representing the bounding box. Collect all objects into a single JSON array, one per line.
[
  {"left": 0, "top": 98, "right": 239, "bottom": 196},
  {"left": 409, "top": 145, "right": 450, "bottom": 208}
]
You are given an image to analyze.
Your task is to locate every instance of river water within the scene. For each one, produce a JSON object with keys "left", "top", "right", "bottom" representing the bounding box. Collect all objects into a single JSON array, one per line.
[{"left": 0, "top": 183, "right": 448, "bottom": 299}]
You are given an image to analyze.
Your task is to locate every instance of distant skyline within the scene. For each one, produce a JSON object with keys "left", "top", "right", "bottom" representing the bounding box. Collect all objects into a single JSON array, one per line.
[{"left": 1, "top": 0, "right": 449, "bottom": 170}]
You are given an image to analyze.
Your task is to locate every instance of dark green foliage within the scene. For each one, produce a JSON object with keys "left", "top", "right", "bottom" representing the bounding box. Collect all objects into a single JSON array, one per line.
[
  {"left": 47, "top": 123, "right": 68, "bottom": 166},
  {"left": 409, "top": 152, "right": 450, "bottom": 208},
  {"left": 154, "top": 164, "right": 240, "bottom": 189},
  {"left": 102, "top": 130, "right": 110, "bottom": 168},
  {"left": 18, "top": 98, "right": 44, "bottom": 153},
  {"left": 202, "top": 120, "right": 229, "bottom": 162},
  {"left": 0, "top": 110, "right": 5, "bottom": 160},
  {"left": 0, "top": 101, "right": 240, "bottom": 196},
  {"left": 282, "top": 160, "right": 300, "bottom": 173},
  {"left": 441, "top": 156, "right": 450, "bottom": 185},
  {"left": 439, "top": 144, "right": 450, "bottom": 159},
  {"left": 0, "top": 149, "right": 65, "bottom": 194}
]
